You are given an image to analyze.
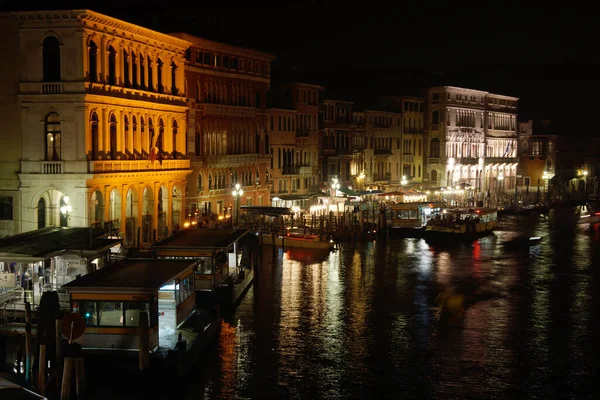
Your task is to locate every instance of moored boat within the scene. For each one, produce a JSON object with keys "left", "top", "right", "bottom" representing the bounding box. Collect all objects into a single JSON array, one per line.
[
  {"left": 261, "top": 229, "right": 334, "bottom": 250},
  {"left": 425, "top": 207, "right": 498, "bottom": 236}
]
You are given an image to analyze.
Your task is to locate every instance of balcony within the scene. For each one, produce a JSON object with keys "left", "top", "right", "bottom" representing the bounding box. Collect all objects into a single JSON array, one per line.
[
  {"left": 485, "top": 156, "right": 518, "bottom": 164},
  {"left": 199, "top": 103, "right": 256, "bottom": 118},
  {"left": 374, "top": 148, "right": 392, "bottom": 156},
  {"left": 299, "top": 166, "right": 313, "bottom": 177},
  {"left": 42, "top": 82, "right": 63, "bottom": 94},
  {"left": 402, "top": 154, "right": 414, "bottom": 163},
  {"left": 90, "top": 159, "right": 190, "bottom": 173},
  {"left": 296, "top": 128, "right": 310, "bottom": 137},
  {"left": 282, "top": 166, "right": 299, "bottom": 175},
  {"left": 21, "top": 160, "right": 88, "bottom": 174},
  {"left": 373, "top": 173, "right": 392, "bottom": 182},
  {"left": 87, "top": 82, "right": 187, "bottom": 106},
  {"left": 206, "top": 154, "right": 261, "bottom": 167},
  {"left": 428, "top": 157, "right": 440, "bottom": 164}
]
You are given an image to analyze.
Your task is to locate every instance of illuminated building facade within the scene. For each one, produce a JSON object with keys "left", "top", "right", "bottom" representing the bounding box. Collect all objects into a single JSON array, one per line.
[
  {"left": 351, "top": 111, "right": 366, "bottom": 189},
  {"left": 364, "top": 110, "right": 402, "bottom": 187},
  {"left": 267, "top": 83, "right": 324, "bottom": 204},
  {"left": 516, "top": 120, "right": 557, "bottom": 203},
  {"left": 425, "top": 86, "right": 519, "bottom": 202},
  {"left": 172, "top": 33, "right": 274, "bottom": 218},
  {"left": 400, "top": 97, "right": 425, "bottom": 185},
  {"left": 322, "top": 100, "right": 358, "bottom": 185},
  {"left": 0, "top": 10, "right": 190, "bottom": 244}
]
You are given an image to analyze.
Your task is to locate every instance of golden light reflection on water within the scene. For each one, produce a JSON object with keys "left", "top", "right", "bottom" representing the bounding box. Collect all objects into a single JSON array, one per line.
[{"left": 197, "top": 215, "right": 600, "bottom": 399}]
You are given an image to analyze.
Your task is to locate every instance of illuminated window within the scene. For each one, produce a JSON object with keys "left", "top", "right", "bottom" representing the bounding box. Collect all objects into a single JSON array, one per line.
[{"left": 45, "top": 113, "right": 61, "bottom": 161}]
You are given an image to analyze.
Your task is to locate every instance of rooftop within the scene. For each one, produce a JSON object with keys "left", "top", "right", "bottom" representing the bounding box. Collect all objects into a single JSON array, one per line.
[
  {"left": 152, "top": 228, "right": 248, "bottom": 249},
  {"left": 63, "top": 259, "right": 198, "bottom": 291},
  {"left": 0, "top": 227, "right": 118, "bottom": 260}
]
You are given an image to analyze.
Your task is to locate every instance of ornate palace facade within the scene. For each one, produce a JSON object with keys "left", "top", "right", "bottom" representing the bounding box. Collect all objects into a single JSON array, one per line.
[
  {"left": 0, "top": 10, "right": 191, "bottom": 243},
  {"left": 425, "top": 86, "right": 519, "bottom": 200},
  {"left": 172, "top": 33, "right": 274, "bottom": 218}
]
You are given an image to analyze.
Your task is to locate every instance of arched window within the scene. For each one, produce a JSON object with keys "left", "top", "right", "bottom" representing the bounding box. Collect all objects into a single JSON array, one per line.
[
  {"left": 171, "top": 61, "right": 178, "bottom": 95},
  {"left": 124, "top": 116, "right": 130, "bottom": 158},
  {"left": 256, "top": 169, "right": 260, "bottom": 185},
  {"left": 131, "top": 53, "right": 138, "bottom": 88},
  {"left": 43, "top": 36, "right": 61, "bottom": 82},
  {"left": 157, "top": 58, "right": 164, "bottom": 93},
  {"left": 132, "top": 116, "right": 138, "bottom": 158},
  {"left": 148, "top": 118, "right": 154, "bottom": 152},
  {"left": 172, "top": 120, "right": 178, "bottom": 159},
  {"left": 196, "top": 82, "right": 200, "bottom": 102},
  {"left": 45, "top": 113, "right": 61, "bottom": 161},
  {"left": 37, "top": 198, "right": 46, "bottom": 229},
  {"left": 88, "top": 40, "right": 97, "bottom": 83},
  {"left": 197, "top": 173, "right": 202, "bottom": 192},
  {"left": 255, "top": 133, "right": 260, "bottom": 154},
  {"left": 157, "top": 119, "right": 164, "bottom": 153},
  {"left": 546, "top": 158, "right": 552, "bottom": 171},
  {"left": 109, "top": 114, "right": 117, "bottom": 160},
  {"left": 430, "top": 138, "right": 440, "bottom": 158},
  {"left": 147, "top": 56, "right": 153, "bottom": 90},
  {"left": 91, "top": 112, "right": 99, "bottom": 160},
  {"left": 123, "top": 50, "right": 130, "bottom": 87},
  {"left": 431, "top": 169, "right": 438, "bottom": 183},
  {"left": 265, "top": 133, "right": 269, "bottom": 155},
  {"left": 432, "top": 110, "right": 439, "bottom": 125},
  {"left": 108, "top": 45, "right": 116, "bottom": 86}
]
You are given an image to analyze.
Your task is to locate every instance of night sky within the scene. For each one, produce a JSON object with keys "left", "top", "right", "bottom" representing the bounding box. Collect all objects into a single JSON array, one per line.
[{"left": 3, "top": 1, "right": 599, "bottom": 137}]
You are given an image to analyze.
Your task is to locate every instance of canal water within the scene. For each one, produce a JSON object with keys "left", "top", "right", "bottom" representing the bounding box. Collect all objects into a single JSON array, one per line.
[{"left": 187, "top": 213, "right": 600, "bottom": 399}]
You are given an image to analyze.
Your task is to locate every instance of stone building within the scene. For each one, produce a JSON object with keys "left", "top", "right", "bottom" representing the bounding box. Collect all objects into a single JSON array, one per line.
[
  {"left": 322, "top": 100, "right": 356, "bottom": 185},
  {"left": 364, "top": 110, "right": 402, "bottom": 188},
  {"left": 400, "top": 97, "right": 425, "bottom": 185},
  {"left": 172, "top": 32, "right": 274, "bottom": 218},
  {"left": 267, "top": 83, "right": 324, "bottom": 205},
  {"left": 0, "top": 10, "right": 191, "bottom": 244},
  {"left": 516, "top": 120, "right": 557, "bottom": 205},
  {"left": 424, "top": 86, "right": 519, "bottom": 203}
]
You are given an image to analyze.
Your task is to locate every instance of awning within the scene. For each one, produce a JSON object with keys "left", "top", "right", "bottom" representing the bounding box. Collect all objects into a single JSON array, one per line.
[
  {"left": 275, "top": 194, "right": 309, "bottom": 201},
  {"left": 338, "top": 188, "right": 361, "bottom": 196},
  {"left": 240, "top": 206, "right": 293, "bottom": 216}
]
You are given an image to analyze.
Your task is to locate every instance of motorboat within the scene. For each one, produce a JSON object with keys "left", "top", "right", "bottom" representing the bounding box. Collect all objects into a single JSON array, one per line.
[
  {"left": 425, "top": 207, "right": 498, "bottom": 237},
  {"left": 261, "top": 228, "right": 334, "bottom": 250},
  {"left": 503, "top": 236, "right": 542, "bottom": 248}
]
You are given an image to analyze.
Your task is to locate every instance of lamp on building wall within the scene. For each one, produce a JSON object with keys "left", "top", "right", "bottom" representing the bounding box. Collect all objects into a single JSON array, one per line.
[
  {"left": 60, "top": 195, "right": 72, "bottom": 227},
  {"left": 542, "top": 170, "right": 550, "bottom": 205},
  {"left": 401, "top": 175, "right": 408, "bottom": 186},
  {"left": 331, "top": 178, "right": 341, "bottom": 196},
  {"left": 358, "top": 172, "right": 365, "bottom": 190},
  {"left": 232, "top": 183, "right": 243, "bottom": 227}
]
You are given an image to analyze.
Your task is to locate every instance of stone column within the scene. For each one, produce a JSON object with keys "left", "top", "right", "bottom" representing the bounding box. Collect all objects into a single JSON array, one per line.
[
  {"left": 152, "top": 182, "right": 160, "bottom": 240},
  {"left": 100, "top": 36, "right": 107, "bottom": 84},
  {"left": 167, "top": 182, "right": 174, "bottom": 234}
]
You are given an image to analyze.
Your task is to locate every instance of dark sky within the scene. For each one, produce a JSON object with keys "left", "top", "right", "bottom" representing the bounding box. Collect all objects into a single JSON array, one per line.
[{"left": 3, "top": 1, "right": 600, "bottom": 137}]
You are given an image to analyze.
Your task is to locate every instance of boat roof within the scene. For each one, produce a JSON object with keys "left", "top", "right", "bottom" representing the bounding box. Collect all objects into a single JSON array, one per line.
[
  {"left": 152, "top": 228, "right": 248, "bottom": 250},
  {"left": 445, "top": 207, "right": 497, "bottom": 215},
  {"left": 62, "top": 259, "right": 198, "bottom": 292},
  {"left": 0, "top": 227, "right": 120, "bottom": 261}
]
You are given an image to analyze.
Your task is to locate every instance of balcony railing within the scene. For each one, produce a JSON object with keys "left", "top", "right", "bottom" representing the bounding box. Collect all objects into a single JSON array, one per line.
[
  {"left": 373, "top": 173, "right": 392, "bottom": 182},
  {"left": 374, "top": 148, "right": 392, "bottom": 156},
  {"left": 402, "top": 154, "right": 414, "bottom": 163},
  {"left": 90, "top": 159, "right": 190, "bottom": 173},
  {"left": 282, "top": 166, "right": 299, "bottom": 175},
  {"left": 205, "top": 154, "right": 260, "bottom": 167},
  {"left": 42, "top": 82, "right": 63, "bottom": 94},
  {"left": 199, "top": 103, "right": 256, "bottom": 118},
  {"left": 296, "top": 128, "right": 310, "bottom": 137},
  {"left": 428, "top": 157, "right": 440, "bottom": 164}
]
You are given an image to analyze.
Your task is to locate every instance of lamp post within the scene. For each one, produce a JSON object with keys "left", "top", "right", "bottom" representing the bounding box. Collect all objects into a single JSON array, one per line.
[
  {"left": 60, "top": 195, "right": 72, "bottom": 227},
  {"left": 232, "top": 183, "right": 243, "bottom": 227},
  {"left": 583, "top": 170, "right": 588, "bottom": 200}
]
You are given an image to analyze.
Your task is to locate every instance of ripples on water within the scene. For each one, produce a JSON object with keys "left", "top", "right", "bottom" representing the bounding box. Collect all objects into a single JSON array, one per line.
[{"left": 189, "top": 214, "right": 600, "bottom": 399}]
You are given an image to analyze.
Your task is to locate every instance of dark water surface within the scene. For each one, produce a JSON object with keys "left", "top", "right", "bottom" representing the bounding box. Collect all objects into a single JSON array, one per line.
[{"left": 188, "top": 215, "right": 600, "bottom": 399}]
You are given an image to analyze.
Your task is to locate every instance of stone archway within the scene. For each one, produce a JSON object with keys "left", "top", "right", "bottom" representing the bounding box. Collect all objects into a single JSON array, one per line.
[
  {"left": 125, "top": 186, "right": 138, "bottom": 246},
  {"left": 141, "top": 186, "right": 154, "bottom": 243},
  {"left": 108, "top": 188, "right": 121, "bottom": 222},
  {"left": 90, "top": 189, "right": 104, "bottom": 227}
]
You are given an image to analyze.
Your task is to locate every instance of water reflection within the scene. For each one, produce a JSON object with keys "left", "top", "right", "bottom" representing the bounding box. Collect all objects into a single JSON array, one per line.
[{"left": 190, "top": 214, "right": 600, "bottom": 399}]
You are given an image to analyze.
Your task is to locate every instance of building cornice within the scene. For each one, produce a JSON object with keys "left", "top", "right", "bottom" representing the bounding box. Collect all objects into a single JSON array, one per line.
[
  {"left": 170, "top": 32, "right": 275, "bottom": 62},
  {"left": 9, "top": 9, "right": 192, "bottom": 53}
]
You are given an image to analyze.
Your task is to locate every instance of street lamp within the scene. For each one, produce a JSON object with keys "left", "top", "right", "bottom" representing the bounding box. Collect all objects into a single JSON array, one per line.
[
  {"left": 542, "top": 170, "right": 549, "bottom": 205},
  {"left": 583, "top": 170, "right": 588, "bottom": 200},
  {"left": 401, "top": 175, "right": 407, "bottom": 186},
  {"left": 60, "top": 195, "right": 72, "bottom": 227},
  {"left": 232, "top": 183, "right": 243, "bottom": 227}
]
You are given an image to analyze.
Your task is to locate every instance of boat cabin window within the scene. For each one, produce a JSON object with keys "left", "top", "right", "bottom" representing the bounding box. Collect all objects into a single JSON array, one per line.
[
  {"left": 396, "top": 209, "right": 418, "bottom": 220},
  {"left": 73, "top": 300, "right": 150, "bottom": 327},
  {"left": 175, "top": 276, "right": 194, "bottom": 305},
  {"left": 196, "top": 257, "right": 213, "bottom": 275}
]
